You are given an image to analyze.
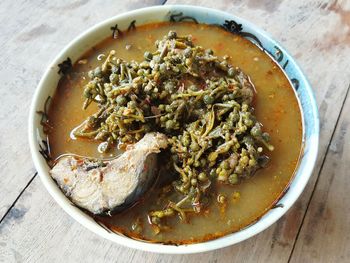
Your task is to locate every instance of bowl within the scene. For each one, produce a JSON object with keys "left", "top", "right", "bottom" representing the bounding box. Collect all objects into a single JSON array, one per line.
[{"left": 28, "top": 5, "right": 319, "bottom": 254}]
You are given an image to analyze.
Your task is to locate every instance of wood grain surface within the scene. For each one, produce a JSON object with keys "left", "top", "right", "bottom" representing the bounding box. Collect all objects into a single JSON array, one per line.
[{"left": 0, "top": 0, "right": 349, "bottom": 262}]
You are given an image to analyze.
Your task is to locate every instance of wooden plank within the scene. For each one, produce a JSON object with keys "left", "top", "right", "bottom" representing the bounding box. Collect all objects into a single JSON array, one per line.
[
  {"left": 1, "top": 0, "right": 350, "bottom": 262},
  {"left": 0, "top": 0, "right": 164, "bottom": 219},
  {"left": 289, "top": 87, "right": 350, "bottom": 262}
]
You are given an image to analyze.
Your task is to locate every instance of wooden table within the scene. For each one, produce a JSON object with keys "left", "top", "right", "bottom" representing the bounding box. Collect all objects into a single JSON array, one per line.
[{"left": 0, "top": 0, "right": 349, "bottom": 262}]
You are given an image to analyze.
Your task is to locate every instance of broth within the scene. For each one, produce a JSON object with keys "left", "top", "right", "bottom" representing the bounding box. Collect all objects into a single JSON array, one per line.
[{"left": 48, "top": 22, "right": 302, "bottom": 243}]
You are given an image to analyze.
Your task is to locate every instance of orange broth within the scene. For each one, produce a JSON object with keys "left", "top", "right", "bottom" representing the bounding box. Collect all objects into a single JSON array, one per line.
[{"left": 47, "top": 22, "right": 302, "bottom": 244}]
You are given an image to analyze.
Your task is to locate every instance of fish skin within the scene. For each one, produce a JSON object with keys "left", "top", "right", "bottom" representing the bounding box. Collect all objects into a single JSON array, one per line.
[{"left": 50, "top": 132, "right": 168, "bottom": 215}]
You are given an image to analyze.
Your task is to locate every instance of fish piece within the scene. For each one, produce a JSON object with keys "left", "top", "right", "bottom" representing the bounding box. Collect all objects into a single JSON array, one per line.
[{"left": 50, "top": 132, "right": 168, "bottom": 215}]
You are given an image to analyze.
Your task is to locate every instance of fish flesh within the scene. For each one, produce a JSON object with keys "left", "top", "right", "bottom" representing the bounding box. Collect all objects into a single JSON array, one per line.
[{"left": 50, "top": 132, "right": 168, "bottom": 215}]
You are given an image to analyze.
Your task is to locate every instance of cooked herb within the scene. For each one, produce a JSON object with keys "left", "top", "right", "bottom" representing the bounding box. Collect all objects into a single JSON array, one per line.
[{"left": 73, "top": 31, "right": 273, "bottom": 230}]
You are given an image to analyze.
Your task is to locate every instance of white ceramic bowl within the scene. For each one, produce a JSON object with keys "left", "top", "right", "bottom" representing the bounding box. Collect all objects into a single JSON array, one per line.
[{"left": 28, "top": 5, "right": 319, "bottom": 254}]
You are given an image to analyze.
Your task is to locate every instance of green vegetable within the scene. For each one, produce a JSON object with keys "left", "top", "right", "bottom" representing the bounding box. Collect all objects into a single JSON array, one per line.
[{"left": 73, "top": 31, "right": 273, "bottom": 230}]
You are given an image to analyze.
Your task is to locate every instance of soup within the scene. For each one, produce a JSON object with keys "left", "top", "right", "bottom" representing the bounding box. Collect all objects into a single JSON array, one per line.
[{"left": 47, "top": 22, "right": 302, "bottom": 244}]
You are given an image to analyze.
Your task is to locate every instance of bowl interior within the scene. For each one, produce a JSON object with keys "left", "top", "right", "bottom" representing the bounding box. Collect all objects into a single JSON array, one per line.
[{"left": 28, "top": 5, "right": 319, "bottom": 254}]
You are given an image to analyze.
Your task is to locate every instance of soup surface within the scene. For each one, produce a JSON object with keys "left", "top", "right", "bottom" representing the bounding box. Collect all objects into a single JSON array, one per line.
[{"left": 47, "top": 22, "right": 302, "bottom": 243}]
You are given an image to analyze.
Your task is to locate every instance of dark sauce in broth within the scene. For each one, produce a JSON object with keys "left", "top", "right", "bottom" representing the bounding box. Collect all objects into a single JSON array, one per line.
[{"left": 48, "top": 22, "right": 302, "bottom": 244}]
